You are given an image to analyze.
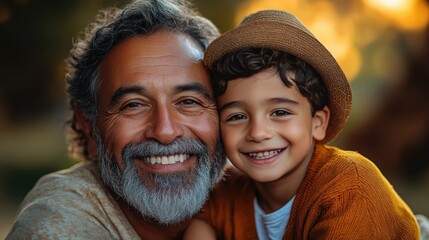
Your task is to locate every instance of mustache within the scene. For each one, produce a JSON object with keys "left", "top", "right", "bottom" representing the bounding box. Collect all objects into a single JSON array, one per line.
[{"left": 122, "top": 138, "right": 208, "bottom": 159}]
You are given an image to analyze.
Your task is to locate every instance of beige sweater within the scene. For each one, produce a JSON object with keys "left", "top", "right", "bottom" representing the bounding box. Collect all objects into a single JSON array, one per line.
[
  {"left": 201, "top": 144, "right": 420, "bottom": 239},
  {"left": 6, "top": 162, "right": 140, "bottom": 239}
]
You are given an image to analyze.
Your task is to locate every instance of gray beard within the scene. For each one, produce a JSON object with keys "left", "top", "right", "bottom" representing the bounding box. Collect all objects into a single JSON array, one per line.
[{"left": 94, "top": 129, "right": 225, "bottom": 225}]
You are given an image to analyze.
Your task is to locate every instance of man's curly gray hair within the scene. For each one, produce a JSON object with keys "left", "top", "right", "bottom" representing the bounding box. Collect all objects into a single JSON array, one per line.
[{"left": 65, "top": 0, "right": 219, "bottom": 160}]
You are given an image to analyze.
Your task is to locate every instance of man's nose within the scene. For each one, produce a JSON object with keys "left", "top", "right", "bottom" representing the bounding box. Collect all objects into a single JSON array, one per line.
[
  {"left": 246, "top": 117, "right": 273, "bottom": 142},
  {"left": 144, "top": 105, "right": 184, "bottom": 144}
]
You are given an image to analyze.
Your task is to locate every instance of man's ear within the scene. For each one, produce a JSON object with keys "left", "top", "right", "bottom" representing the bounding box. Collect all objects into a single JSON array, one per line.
[
  {"left": 312, "top": 106, "right": 330, "bottom": 141},
  {"left": 75, "top": 109, "right": 97, "bottom": 159}
]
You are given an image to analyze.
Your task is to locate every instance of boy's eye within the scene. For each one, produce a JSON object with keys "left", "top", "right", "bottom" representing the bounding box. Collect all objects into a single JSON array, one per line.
[
  {"left": 226, "top": 113, "right": 247, "bottom": 122},
  {"left": 271, "top": 109, "right": 290, "bottom": 117}
]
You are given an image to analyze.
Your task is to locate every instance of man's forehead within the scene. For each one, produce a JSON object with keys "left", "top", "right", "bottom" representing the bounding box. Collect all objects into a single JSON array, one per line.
[
  {"left": 118, "top": 31, "right": 204, "bottom": 60},
  {"left": 100, "top": 31, "right": 205, "bottom": 72},
  {"left": 127, "top": 55, "right": 202, "bottom": 69},
  {"left": 98, "top": 31, "right": 211, "bottom": 104}
]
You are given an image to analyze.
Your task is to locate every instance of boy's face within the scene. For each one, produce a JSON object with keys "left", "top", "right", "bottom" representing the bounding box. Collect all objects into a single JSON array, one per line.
[{"left": 218, "top": 68, "right": 329, "bottom": 183}]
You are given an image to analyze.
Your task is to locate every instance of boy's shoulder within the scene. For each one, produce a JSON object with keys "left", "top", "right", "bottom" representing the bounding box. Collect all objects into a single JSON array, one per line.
[
  {"left": 313, "top": 144, "right": 378, "bottom": 173},
  {"left": 308, "top": 144, "right": 389, "bottom": 191}
]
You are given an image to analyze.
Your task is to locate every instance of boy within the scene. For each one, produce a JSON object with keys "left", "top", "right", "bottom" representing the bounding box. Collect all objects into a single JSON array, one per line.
[{"left": 185, "top": 9, "right": 420, "bottom": 239}]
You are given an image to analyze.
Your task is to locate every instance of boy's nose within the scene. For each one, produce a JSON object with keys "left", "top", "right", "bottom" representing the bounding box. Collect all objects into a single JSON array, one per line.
[{"left": 246, "top": 118, "right": 273, "bottom": 142}]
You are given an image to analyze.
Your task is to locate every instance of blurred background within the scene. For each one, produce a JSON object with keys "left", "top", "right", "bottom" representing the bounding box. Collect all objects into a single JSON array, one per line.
[{"left": 1, "top": 0, "right": 428, "bottom": 237}]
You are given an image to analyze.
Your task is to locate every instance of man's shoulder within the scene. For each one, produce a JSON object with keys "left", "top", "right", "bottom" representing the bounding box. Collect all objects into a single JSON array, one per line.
[
  {"left": 38, "top": 161, "right": 100, "bottom": 189},
  {"left": 6, "top": 162, "right": 137, "bottom": 240},
  {"left": 24, "top": 161, "right": 102, "bottom": 202}
]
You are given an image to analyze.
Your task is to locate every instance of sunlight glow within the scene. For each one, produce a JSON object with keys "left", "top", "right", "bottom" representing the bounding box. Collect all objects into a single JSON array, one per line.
[
  {"left": 363, "top": 0, "right": 429, "bottom": 31},
  {"left": 234, "top": 0, "right": 299, "bottom": 25},
  {"left": 366, "top": 0, "right": 415, "bottom": 12},
  {"left": 235, "top": 0, "right": 359, "bottom": 81},
  {"left": 369, "top": 0, "right": 410, "bottom": 11}
]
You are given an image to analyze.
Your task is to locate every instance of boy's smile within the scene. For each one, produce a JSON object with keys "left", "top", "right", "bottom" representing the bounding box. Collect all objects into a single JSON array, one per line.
[
  {"left": 241, "top": 147, "right": 286, "bottom": 166},
  {"left": 246, "top": 148, "right": 285, "bottom": 160},
  {"left": 218, "top": 68, "right": 329, "bottom": 183}
]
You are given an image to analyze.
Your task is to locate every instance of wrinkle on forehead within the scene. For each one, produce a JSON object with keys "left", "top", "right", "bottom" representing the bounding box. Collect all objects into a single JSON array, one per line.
[
  {"left": 102, "top": 31, "right": 205, "bottom": 72},
  {"left": 127, "top": 31, "right": 203, "bottom": 60},
  {"left": 129, "top": 55, "right": 201, "bottom": 69}
]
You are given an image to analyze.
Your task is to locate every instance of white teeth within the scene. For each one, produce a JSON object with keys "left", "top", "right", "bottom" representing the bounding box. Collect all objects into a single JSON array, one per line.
[
  {"left": 144, "top": 154, "right": 189, "bottom": 165},
  {"left": 248, "top": 149, "right": 282, "bottom": 160},
  {"left": 161, "top": 156, "right": 168, "bottom": 164}
]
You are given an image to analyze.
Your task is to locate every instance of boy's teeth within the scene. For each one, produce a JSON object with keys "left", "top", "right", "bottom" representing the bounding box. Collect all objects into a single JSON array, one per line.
[
  {"left": 144, "top": 154, "right": 188, "bottom": 165},
  {"left": 248, "top": 150, "right": 281, "bottom": 160}
]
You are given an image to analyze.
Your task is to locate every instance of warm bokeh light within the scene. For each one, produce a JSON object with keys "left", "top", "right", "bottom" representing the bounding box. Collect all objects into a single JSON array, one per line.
[
  {"left": 0, "top": 4, "right": 11, "bottom": 23},
  {"left": 338, "top": 46, "right": 362, "bottom": 83},
  {"left": 371, "top": 42, "right": 407, "bottom": 85},
  {"left": 363, "top": 0, "right": 429, "bottom": 31},
  {"left": 369, "top": 0, "right": 412, "bottom": 11},
  {"left": 234, "top": 0, "right": 300, "bottom": 25},
  {"left": 232, "top": 0, "right": 429, "bottom": 82},
  {"left": 234, "top": 0, "right": 360, "bottom": 81}
]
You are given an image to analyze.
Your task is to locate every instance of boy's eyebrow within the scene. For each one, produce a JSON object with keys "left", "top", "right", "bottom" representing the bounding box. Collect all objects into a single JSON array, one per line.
[
  {"left": 220, "top": 97, "right": 299, "bottom": 112},
  {"left": 219, "top": 101, "right": 239, "bottom": 113},
  {"left": 110, "top": 85, "right": 146, "bottom": 106},
  {"left": 269, "top": 97, "right": 299, "bottom": 105}
]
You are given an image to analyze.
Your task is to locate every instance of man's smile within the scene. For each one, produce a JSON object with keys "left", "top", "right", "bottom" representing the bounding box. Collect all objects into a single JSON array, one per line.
[{"left": 142, "top": 154, "right": 190, "bottom": 165}]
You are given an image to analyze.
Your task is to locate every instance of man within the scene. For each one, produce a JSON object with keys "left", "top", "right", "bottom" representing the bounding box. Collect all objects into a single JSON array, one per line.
[{"left": 6, "top": 0, "right": 226, "bottom": 239}]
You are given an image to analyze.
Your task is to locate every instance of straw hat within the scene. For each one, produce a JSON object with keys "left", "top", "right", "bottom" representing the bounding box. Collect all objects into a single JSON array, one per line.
[{"left": 204, "top": 9, "right": 352, "bottom": 144}]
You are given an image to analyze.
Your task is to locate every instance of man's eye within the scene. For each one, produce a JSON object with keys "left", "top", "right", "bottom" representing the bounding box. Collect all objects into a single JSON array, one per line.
[
  {"left": 226, "top": 113, "right": 246, "bottom": 122},
  {"left": 271, "top": 109, "right": 290, "bottom": 117},
  {"left": 179, "top": 98, "right": 201, "bottom": 106},
  {"left": 121, "top": 102, "right": 142, "bottom": 110}
]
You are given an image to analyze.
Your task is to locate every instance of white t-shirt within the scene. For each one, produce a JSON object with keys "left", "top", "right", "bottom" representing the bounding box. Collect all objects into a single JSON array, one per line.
[{"left": 254, "top": 196, "right": 296, "bottom": 240}]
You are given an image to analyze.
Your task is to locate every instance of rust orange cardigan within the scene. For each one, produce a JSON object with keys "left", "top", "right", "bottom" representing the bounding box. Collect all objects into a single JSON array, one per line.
[{"left": 200, "top": 144, "right": 420, "bottom": 239}]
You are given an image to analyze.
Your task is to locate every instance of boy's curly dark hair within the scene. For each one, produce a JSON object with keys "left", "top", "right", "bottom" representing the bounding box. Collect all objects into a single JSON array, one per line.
[{"left": 210, "top": 48, "right": 330, "bottom": 115}]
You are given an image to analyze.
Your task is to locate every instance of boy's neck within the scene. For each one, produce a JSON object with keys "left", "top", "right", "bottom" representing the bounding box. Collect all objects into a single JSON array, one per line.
[{"left": 253, "top": 145, "right": 315, "bottom": 213}]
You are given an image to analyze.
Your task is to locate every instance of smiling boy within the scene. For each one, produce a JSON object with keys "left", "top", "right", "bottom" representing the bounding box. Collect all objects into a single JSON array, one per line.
[{"left": 185, "top": 9, "right": 420, "bottom": 240}]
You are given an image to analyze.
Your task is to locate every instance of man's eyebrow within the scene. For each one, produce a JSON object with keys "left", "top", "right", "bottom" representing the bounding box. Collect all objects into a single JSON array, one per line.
[
  {"left": 110, "top": 85, "right": 146, "bottom": 105},
  {"left": 174, "top": 82, "right": 212, "bottom": 100}
]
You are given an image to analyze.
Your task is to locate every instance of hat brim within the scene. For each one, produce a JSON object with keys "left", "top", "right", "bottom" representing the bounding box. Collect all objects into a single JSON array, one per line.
[{"left": 204, "top": 12, "right": 352, "bottom": 143}]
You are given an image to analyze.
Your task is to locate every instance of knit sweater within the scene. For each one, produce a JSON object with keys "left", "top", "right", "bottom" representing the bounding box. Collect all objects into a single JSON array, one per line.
[
  {"left": 6, "top": 162, "right": 140, "bottom": 239},
  {"left": 201, "top": 144, "right": 420, "bottom": 239}
]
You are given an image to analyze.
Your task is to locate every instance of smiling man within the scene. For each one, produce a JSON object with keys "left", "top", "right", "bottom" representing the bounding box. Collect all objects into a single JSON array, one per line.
[
  {"left": 6, "top": 0, "right": 225, "bottom": 239},
  {"left": 94, "top": 31, "right": 225, "bottom": 229}
]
